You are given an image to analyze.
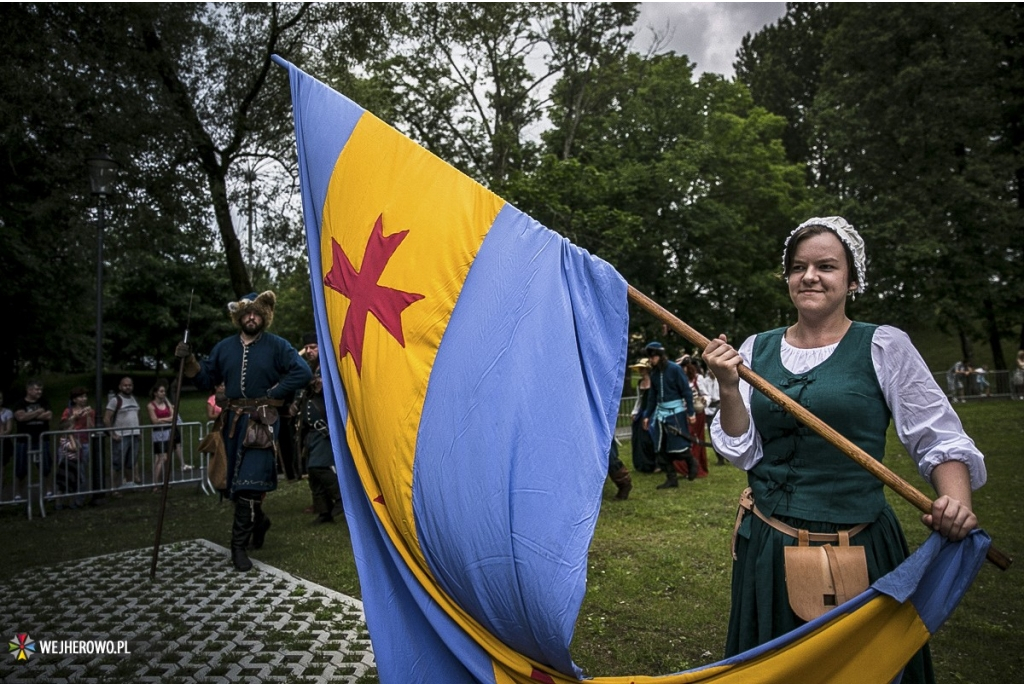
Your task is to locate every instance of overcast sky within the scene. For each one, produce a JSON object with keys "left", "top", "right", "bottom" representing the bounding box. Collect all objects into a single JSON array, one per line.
[{"left": 633, "top": 2, "right": 787, "bottom": 78}]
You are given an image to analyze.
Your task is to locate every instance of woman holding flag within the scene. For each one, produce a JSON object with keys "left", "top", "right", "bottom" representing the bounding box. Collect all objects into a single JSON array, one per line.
[{"left": 704, "top": 216, "right": 985, "bottom": 681}]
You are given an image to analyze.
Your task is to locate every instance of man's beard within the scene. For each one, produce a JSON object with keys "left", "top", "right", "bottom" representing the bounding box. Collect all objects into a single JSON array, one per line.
[{"left": 241, "top": 319, "right": 265, "bottom": 336}]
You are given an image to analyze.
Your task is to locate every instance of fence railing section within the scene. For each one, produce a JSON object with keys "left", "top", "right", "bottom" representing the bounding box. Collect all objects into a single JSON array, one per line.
[
  {"left": 934, "top": 369, "right": 1022, "bottom": 400},
  {"left": 0, "top": 421, "right": 211, "bottom": 519}
]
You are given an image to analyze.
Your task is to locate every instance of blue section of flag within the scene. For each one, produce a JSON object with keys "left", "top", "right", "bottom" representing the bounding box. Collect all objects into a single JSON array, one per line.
[
  {"left": 874, "top": 530, "right": 990, "bottom": 634},
  {"left": 413, "top": 204, "right": 627, "bottom": 677}
]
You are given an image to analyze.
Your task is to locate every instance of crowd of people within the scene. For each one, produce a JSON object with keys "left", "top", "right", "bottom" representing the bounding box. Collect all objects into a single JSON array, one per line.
[
  {"left": 0, "top": 375, "right": 189, "bottom": 507},
  {"left": 0, "top": 290, "right": 346, "bottom": 575},
  {"left": 0, "top": 320, "right": 339, "bottom": 529}
]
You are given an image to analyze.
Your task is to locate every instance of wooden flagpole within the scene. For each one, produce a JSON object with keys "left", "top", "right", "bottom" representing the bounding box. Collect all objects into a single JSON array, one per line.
[{"left": 628, "top": 284, "right": 1011, "bottom": 570}]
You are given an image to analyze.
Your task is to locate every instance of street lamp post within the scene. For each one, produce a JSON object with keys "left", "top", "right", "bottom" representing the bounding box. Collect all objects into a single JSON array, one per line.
[
  {"left": 87, "top": 145, "right": 118, "bottom": 427},
  {"left": 242, "top": 165, "right": 257, "bottom": 268}
]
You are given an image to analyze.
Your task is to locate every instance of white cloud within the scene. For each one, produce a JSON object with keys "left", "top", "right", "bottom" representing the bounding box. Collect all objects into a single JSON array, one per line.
[{"left": 634, "top": 2, "right": 787, "bottom": 78}]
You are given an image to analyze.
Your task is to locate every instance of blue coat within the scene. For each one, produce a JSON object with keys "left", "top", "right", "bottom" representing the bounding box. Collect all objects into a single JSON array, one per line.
[
  {"left": 193, "top": 332, "right": 312, "bottom": 495},
  {"left": 643, "top": 361, "right": 695, "bottom": 454}
]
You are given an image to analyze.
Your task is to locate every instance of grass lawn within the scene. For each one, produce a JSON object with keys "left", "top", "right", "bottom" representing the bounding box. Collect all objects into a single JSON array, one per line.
[{"left": 1, "top": 400, "right": 1020, "bottom": 682}]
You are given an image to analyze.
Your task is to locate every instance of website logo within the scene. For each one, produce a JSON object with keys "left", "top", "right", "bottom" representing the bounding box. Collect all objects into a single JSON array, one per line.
[{"left": 9, "top": 633, "right": 36, "bottom": 661}]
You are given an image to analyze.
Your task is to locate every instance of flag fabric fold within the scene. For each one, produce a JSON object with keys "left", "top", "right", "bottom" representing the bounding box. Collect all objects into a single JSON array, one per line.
[{"left": 275, "top": 55, "right": 990, "bottom": 684}]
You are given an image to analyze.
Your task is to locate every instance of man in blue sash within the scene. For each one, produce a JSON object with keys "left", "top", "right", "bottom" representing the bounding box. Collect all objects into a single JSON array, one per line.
[{"left": 641, "top": 342, "right": 698, "bottom": 489}]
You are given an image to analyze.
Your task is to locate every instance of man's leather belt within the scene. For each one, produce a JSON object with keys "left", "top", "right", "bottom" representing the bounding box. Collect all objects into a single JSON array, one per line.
[{"left": 225, "top": 398, "right": 284, "bottom": 409}]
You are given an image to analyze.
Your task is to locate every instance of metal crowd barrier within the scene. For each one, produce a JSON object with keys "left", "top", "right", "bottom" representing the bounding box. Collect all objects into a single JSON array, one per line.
[
  {"left": 0, "top": 421, "right": 212, "bottom": 519},
  {"left": 933, "top": 369, "right": 1020, "bottom": 400}
]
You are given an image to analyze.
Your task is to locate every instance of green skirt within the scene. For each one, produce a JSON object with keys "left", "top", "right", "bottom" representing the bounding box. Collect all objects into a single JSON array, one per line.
[{"left": 725, "top": 504, "right": 934, "bottom": 683}]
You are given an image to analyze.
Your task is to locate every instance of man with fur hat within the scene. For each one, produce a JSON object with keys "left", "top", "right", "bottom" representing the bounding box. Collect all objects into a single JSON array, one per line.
[{"left": 175, "top": 291, "right": 312, "bottom": 571}]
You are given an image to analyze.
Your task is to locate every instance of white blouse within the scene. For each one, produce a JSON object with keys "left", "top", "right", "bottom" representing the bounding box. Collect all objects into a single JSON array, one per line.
[{"left": 709, "top": 325, "right": 987, "bottom": 490}]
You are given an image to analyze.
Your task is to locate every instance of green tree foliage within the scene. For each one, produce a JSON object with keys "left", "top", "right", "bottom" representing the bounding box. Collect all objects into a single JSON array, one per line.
[
  {"left": 734, "top": 3, "right": 837, "bottom": 182},
  {"left": 376, "top": 2, "right": 553, "bottom": 188},
  {"left": 737, "top": 3, "right": 1023, "bottom": 368},
  {"left": 508, "top": 54, "right": 809, "bottom": 352},
  {"left": 0, "top": 3, "right": 398, "bottom": 389},
  {"left": 376, "top": 3, "right": 639, "bottom": 192}
]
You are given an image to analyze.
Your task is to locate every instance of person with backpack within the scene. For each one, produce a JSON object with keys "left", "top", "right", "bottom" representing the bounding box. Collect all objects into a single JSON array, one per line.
[{"left": 103, "top": 377, "right": 142, "bottom": 492}]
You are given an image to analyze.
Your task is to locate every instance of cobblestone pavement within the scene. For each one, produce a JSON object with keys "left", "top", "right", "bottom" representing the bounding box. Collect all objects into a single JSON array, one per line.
[{"left": 0, "top": 540, "right": 376, "bottom": 683}]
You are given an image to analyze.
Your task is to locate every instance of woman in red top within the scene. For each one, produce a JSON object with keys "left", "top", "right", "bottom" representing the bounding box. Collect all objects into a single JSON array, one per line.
[{"left": 148, "top": 380, "right": 178, "bottom": 491}]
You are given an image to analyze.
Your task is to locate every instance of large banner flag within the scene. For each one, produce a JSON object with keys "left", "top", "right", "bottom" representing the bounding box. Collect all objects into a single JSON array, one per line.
[{"left": 274, "top": 57, "right": 990, "bottom": 684}]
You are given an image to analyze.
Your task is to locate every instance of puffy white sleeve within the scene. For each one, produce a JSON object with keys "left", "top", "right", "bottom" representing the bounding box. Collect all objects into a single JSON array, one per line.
[
  {"left": 709, "top": 335, "right": 763, "bottom": 470},
  {"left": 873, "top": 326, "right": 987, "bottom": 490}
]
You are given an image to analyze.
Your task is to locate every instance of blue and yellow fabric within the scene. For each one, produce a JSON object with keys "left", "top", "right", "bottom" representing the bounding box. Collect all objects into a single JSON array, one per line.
[{"left": 274, "top": 57, "right": 991, "bottom": 684}]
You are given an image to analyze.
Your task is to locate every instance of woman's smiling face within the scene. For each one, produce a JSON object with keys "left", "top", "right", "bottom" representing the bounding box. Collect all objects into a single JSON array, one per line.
[{"left": 787, "top": 230, "right": 855, "bottom": 319}]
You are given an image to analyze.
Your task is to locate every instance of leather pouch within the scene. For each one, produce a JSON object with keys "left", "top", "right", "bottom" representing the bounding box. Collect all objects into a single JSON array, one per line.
[
  {"left": 199, "top": 414, "right": 228, "bottom": 490},
  {"left": 242, "top": 405, "right": 279, "bottom": 450},
  {"left": 784, "top": 529, "right": 869, "bottom": 621}
]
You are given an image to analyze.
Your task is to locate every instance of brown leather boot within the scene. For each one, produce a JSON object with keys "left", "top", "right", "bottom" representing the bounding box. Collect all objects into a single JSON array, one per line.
[{"left": 611, "top": 467, "right": 632, "bottom": 500}]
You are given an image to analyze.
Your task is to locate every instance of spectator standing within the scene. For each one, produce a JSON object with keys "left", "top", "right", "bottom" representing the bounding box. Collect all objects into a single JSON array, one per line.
[
  {"left": 104, "top": 377, "right": 142, "bottom": 491},
  {"left": 0, "top": 391, "right": 13, "bottom": 480},
  {"left": 58, "top": 387, "right": 94, "bottom": 507},
  {"left": 207, "top": 381, "right": 226, "bottom": 421},
  {"left": 947, "top": 360, "right": 968, "bottom": 403},
  {"left": 641, "top": 341, "right": 698, "bottom": 489},
  {"left": 13, "top": 380, "right": 53, "bottom": 501},
  {"left": 1013, "top": 350, "right": 1024, "bottom": 400},
  {"left": 175, "top": 291, "right": 312, "bottom": 571},
  {"left": 973, "top": 366, "right": 990, "bottom": 398},
  {"left": 148, "top": 380, "right": 184, "bottom": 492}
]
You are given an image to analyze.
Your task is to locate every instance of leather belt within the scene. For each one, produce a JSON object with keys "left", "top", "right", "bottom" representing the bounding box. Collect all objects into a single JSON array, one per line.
[
  {"left": 751, "top": 504, "right": 870, "bottom": 543},
  {"left": 732, "top": 487, "right": 870, "bottom": 560},
  {"left": 225, "top": 397, "right": 284, "bottom": 409}
]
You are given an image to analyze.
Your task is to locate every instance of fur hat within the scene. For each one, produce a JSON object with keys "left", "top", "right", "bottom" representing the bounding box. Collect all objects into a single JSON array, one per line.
[{"left": 228, "top": 291, "right": 276, "bottom": 329}]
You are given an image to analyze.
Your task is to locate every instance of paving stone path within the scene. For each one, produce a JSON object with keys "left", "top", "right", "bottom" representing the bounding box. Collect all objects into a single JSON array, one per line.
[{"left": 0, "top": 540, "right": 376, "bottom": 683}]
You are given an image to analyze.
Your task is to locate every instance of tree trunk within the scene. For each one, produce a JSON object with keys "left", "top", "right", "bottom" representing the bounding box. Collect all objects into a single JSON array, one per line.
[
  {"left": 957, "top": 327, "right": 973, "bottom": 366},
  {"left": 982, "top": 297, "right": 1007, "bottom": 371},
  {"left": 208, "top": 171, "right": 253, "bottom": 297},
  {"left": 138, "top": 15, "right": 253, "bottom": 297}
]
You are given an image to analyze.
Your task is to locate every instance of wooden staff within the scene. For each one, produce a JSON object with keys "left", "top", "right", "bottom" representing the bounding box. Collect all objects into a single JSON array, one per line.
[
  {"left": 150, "top": 290, "right": 194, "bottom": 579},
  {"left": 628, "top": 284, "right": 1011, "bottom": 570}
]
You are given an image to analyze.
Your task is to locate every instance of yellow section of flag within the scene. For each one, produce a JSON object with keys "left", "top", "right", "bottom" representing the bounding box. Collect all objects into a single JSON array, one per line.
[{"left": 320, "top": 109, "right": 504, "bottom": 566}]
